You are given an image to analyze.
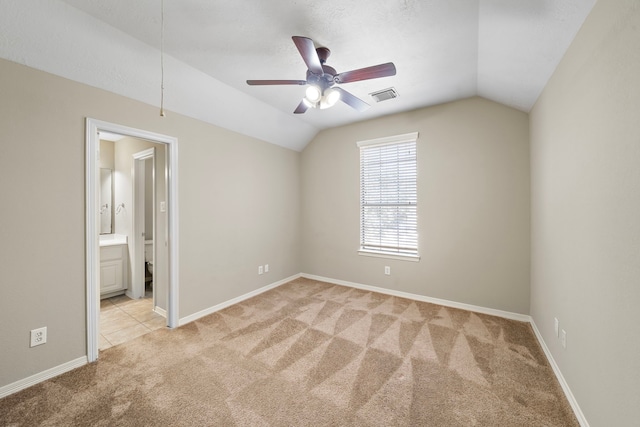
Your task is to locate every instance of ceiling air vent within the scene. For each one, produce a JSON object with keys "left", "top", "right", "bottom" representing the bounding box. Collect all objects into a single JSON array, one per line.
[{"left": 369, "top": 87, "right": 398, "bottom": 103}]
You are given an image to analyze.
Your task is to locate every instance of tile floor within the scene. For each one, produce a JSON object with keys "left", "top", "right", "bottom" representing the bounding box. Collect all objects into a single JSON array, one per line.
[{"left": 99, "top": 293, "right": 166, "bottom": 350}]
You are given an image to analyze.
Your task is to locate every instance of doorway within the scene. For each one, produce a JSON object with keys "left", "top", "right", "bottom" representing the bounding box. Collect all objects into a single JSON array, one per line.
[
  {"left": 86, "top": 118, "right": 179, "bottom": 362},
  {"left": 132, "top": 148, "right": 155, "bottom": 303}
]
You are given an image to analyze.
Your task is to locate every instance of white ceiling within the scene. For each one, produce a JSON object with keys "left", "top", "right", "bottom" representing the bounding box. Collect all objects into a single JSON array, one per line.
[{"left": 1, "top": 0, "right": 596, "bottom": 151}]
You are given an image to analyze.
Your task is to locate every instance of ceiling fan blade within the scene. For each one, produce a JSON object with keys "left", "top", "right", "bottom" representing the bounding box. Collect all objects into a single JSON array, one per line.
[
  {"left": 293, "top": 99, "right": 309, "bottom": 114},
  {"left": 333, "top": 87, "right": 370, "bottom": 112},
  {"left": 334, "top": 62, "right": 396, "bottom": 84},
  {"left": 292, "top": 36, "right": 324, "bottom": 75},
  {"left": 246, "top": 79, "right": 307, "bottom": 86}
]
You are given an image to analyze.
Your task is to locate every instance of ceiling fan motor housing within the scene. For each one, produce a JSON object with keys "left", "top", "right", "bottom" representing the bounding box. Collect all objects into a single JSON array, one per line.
[
  {"left": 306, "top": 65, "right": 337, "bottom": 91},
  {"left": 316, "top": 47, "right": 331, "bottom": 64}
]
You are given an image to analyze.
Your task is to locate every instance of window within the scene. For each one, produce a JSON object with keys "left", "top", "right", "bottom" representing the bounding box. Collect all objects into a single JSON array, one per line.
[{"left": 358, "top": 132, "right": 419, "bottom": 260}]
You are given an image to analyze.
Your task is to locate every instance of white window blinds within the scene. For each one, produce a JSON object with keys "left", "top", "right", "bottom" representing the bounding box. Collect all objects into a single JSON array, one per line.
[{"left": 358, "top": 132, "right": 418, "bottom": 257}]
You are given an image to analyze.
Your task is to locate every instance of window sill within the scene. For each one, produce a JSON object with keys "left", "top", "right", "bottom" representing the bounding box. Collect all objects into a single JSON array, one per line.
[{"left": 358, "top": 250, "right": 420, "bottom": 262}]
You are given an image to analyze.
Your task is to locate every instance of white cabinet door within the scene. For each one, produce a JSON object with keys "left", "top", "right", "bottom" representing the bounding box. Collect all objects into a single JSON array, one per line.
[
  {"left": 100, "top": 243, "right": 128, "bottom": 297},
  {"left": 100, "top": 259, "right": 123, "bottom": 294}
]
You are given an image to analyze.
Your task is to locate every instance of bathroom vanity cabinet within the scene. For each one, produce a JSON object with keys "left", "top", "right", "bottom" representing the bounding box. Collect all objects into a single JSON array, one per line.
[{"left": 100, "top": 243, "right": 128, "bottom": 298}]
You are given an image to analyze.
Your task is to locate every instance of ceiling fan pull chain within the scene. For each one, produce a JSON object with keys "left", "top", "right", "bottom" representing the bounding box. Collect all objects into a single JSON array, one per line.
[{"left": 159, "top": 0, "right": 166, "bottom": 117}]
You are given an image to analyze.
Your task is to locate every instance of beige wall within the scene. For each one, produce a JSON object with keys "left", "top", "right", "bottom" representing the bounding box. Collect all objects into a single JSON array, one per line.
[
  {"left": 529, "top": 0, "right": 640, "bottom": 424},
  {"left": 301, "top": 97, "right": 531, "bottom": 314},
  {"left": 0, "top": 58, "right": 302, "bottom": 388},
  {"left": 4, "top": 3, "right": 637, "bottom": 423}
]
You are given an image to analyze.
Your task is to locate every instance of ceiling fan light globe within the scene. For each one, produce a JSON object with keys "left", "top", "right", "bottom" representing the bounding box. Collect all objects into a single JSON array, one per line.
[
  {"left": 319, "top": 88, "right": 340, "bottom": 109},
  {"left": 305, "top": 85, "right": 322, "bottom": 103},
  {"left": 325, "top": 88, "right": 340, "bottom": 106}
]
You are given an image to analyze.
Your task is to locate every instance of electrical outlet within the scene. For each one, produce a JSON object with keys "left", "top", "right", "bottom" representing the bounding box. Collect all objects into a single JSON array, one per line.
[
  {"left": 264, "top": 264, "right": 269, "bottom": 273},
  {"left": 30, "top": 327, "right": 47, "bottom": 347},
  {"left": 554, "top": 317, "right": 559, "bottom": 337},
  {"left": 258, "top": 265, "right": 264, "bottom": 275},
  {"left": 384, "top": 266, "right": 391, "bottom": 275},
  {"left": 561, "top": 329, "right": 567, "bottom": 349}
]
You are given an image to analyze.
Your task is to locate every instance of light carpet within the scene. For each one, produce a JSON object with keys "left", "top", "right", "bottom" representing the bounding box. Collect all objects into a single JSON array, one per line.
[{"left": 0, "top": 277, "right": 578, "bottom": 426}]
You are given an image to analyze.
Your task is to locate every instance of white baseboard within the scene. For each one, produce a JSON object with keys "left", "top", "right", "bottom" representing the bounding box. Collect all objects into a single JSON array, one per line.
[
  {"left": 0, "top": 356, "right": 88, "bottom": 399},
  {"left": 530, "top": 320, "right": 590, "bottom": 427},
  {"left": 0, "top": 272, "right": 588, "bottom": 427},
  {"left": 154, "top": 306, "right": 167, "bottom": 318},
  {"left": 300, "top": 273, "right": 531, "bottom": 322},
  {"left": 178, "top": 273, "right": 301, "bottom": 326},
  {"left": 302, "top": 273, "right": 589, "bottom": 425}
]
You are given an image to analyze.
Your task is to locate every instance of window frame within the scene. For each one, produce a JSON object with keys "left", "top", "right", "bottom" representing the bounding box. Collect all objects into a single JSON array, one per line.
[{"left": 357, "top": 132, "right": 420, "bottom": 262}]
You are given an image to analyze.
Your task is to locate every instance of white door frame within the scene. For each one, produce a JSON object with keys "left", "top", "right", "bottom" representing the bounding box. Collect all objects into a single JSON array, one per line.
[
  {"left": 85, "top": 118, "right": 179, "bottom": 362},
  {"left": 131, "top": 148, "right": 155, "bottom": 301}
]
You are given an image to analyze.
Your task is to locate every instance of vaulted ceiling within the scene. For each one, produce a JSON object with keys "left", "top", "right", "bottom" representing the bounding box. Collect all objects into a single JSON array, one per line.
[{"left": 1, "top": 0, "right": 596, "bottom": 151}]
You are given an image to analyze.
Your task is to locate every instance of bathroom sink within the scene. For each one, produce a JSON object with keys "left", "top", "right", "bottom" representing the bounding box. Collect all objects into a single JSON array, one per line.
[{"left": 99, "top": 234, "right": 128, "bottom": 247}]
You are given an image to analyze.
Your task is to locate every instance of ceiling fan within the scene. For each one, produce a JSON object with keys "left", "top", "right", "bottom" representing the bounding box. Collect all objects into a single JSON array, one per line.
[{"left": 247, "top": 36, "right": 396, "bottom": 114}]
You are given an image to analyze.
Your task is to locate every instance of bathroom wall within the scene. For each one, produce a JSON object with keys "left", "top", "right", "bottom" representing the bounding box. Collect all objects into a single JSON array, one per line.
[
  {"left": 99, "top": 140, "right": 114, "bottom": 169},
  {"left": 99, "top": 140, "right": 115, "bottom": 234}
]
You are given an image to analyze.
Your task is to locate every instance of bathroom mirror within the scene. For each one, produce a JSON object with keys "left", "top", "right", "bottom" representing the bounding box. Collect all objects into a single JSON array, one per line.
[{"left": 100, "top": 168, "right": 113, "bottom": 234}]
